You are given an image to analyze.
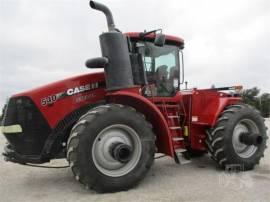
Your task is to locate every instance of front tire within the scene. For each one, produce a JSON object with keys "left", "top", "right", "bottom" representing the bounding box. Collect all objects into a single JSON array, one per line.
[
  {"left": 205, "top": 103, "right": 268, "bottom": 170},
  {"left": 67, "top": 104, "right": 155, "bottom": 192}
]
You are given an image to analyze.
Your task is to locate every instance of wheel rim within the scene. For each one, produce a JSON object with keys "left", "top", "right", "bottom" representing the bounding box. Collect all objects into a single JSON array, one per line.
[
  {"left": 92, "top": 124, "right": 142, "bottom": 177},
  {"left": 232, "top": 119, "right": 259, "bottom": 158}
]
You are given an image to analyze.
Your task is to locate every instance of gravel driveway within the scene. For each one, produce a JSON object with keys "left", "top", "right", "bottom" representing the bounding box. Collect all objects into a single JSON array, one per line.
[{"left": 0, "top": 119, "right": 269, "bottom": 202}]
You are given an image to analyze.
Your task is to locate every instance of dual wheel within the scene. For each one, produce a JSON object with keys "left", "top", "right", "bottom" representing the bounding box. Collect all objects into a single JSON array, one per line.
[
  {"left": 67, "top": 104, "right": 155, "bottom": 192},
  {"left": 206, "top": 103, "right": 268, "bottom": 170}
]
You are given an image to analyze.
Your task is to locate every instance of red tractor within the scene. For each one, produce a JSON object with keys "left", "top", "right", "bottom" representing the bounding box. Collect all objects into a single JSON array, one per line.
[{"left": 1, "top": 1, "right": 268, "bottom": 192}]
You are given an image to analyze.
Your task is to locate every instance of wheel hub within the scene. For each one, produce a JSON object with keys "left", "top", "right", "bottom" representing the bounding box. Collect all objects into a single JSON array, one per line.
[
  {"left": 232, "top": 119, "right": 259, "bottom": 158},
  {"left": 92, "top": 124, "right": 142, "bottom": 177},
  {"left": 110, "top": 142, "right": 133, "bottom": 163},
  {"left": 239, "top": 132, "right": 263, "bottom": 146}
]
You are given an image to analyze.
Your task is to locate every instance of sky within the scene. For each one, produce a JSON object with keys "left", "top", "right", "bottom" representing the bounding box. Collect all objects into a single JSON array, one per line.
[{"left": 0, "top": 0, "right": 269, "bottom": 108}]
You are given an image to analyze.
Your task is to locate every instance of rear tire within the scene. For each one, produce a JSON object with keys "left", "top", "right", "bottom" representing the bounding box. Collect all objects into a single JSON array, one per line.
[
  {"left": 67, "top": 104, "right": 155, "bottom": 192},
  {"left": 205, "top": 103, "right": 268, "bottom": 170}
]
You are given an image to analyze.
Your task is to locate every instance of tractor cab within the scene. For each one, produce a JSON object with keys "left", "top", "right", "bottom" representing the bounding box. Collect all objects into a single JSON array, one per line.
[{"left": 126, "top": 32, "right": 185, "bottom": 97}]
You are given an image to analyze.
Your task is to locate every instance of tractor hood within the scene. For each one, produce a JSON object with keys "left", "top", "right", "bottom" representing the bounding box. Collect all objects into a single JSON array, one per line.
[
  {"left": 5, "top": 72, "right": 106, "bottom": 128},
  {"left": 1, "top": 72, "right": 106, "bottom": 158}
]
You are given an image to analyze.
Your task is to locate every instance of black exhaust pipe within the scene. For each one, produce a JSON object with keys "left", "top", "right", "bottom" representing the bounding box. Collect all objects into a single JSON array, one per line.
[
  {"left": 89, "top": 1, "right": 134, "bottom": 91},
  {"left": 90, "top": 1, "right": 115, "bottom": 31},
  {"left": 239, "top": 132, "right": 263, "bottom": 146}
]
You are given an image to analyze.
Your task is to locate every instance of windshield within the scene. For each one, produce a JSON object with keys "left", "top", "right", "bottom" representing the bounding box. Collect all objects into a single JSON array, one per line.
[{"left": 137, "top": 42, "right": 180, "bottom": 97}]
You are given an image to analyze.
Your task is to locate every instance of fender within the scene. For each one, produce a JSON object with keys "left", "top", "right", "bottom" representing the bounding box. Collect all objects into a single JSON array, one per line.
[
  {"left": 42, "top": 101, "right": 105, "bottom": 159},
  {"left": 211, "top": 97, "right": 242, "bottom": 126},
  {"left": 106, "top": 89, "right": 174, "bottom": 156}
]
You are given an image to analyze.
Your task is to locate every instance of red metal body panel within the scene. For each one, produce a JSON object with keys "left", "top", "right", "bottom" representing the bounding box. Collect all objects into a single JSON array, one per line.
[
  {"left": 190, "top": 89, "right": 241, "bottom": 126},
  {"left": 13, "top": 72, "right": 106, "bottom": 128},
  {"left": 181, "top": 89, "right": 241, "bottom": 150}
]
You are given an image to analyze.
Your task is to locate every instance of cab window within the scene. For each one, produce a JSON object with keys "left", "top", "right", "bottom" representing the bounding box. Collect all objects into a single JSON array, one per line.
[{"left": 139, "top": 42, "right": 180, "bottom": 97}]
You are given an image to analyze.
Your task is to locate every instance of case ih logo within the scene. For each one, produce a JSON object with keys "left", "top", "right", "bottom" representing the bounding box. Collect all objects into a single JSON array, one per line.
[{"left": 41, "top": 82, "right": 99, "bottom": 106}]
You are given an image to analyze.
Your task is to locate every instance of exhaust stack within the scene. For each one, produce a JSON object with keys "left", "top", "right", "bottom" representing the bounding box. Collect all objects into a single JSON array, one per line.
[
  {"left": 89, "top": 1, "right": 134, "bottom": 91},
  {"left": 89, "top": 1, "right": 115, "bottom": 31}
]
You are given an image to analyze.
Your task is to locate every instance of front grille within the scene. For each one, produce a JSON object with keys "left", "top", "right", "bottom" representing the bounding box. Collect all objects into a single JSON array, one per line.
[{"left": 2, "top": 96, "right": 51, "bottom": 155}]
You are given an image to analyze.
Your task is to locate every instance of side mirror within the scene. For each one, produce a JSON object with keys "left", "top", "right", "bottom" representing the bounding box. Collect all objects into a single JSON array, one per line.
[
  {"left": 154, "top": 33, "right": 166, "bottom": 47},
  {"left": 85, "top": 57, "right": 108, "bottom": 68}
]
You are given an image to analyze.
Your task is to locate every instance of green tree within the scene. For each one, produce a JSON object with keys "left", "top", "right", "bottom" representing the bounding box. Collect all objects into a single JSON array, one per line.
[
  {"left": 259, "top": 93, "right": 270, "bottom": 117},
  {"left": 241, "top": 87, "right": 270, "bottom": 118},
  {"left": 241, "top": 87, "right": 260, "bottom": 109}
]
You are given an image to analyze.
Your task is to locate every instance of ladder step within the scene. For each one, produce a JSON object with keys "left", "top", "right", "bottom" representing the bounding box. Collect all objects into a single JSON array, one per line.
[
  {"left": 169, "top": 126, "right": 181, "bottom": 130},
  {"left": 174, "top": 149, "right": 191, "bottom": 165},
  {"left": 175, "top": 148, "right": 186, "bottom": 153},
  {"left": 168, "top": 115, "right": 180, "bottom": 118},
  {"left": 175, "top": 153, "right": 192, "bottom": 165},
  {"left": 173, "top": 137, "right": 184, "bottom": 141}
]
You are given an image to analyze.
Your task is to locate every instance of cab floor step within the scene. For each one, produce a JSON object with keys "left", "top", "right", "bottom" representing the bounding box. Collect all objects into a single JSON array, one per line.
[{"left": 173, "top": 137, "right": 184, "bottom": 141}]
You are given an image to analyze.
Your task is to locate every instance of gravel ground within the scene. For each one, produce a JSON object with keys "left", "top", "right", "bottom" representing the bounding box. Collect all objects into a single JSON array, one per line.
[{"left": 0, "top": 119, "right": 269, "bottom": 202}]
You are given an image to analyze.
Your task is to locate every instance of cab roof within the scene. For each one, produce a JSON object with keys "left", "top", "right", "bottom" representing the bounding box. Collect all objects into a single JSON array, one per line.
[{"left": 125, "top": 32, "right": 184, "bottom": 48}]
